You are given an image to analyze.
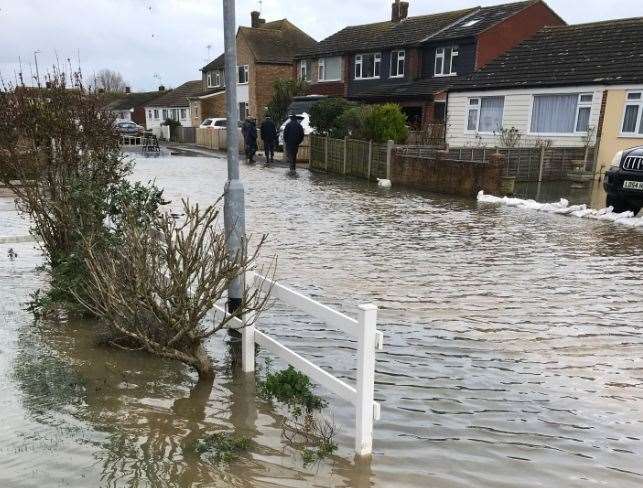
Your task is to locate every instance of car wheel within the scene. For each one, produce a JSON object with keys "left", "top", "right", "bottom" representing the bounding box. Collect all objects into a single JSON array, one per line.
[{"left": 607, "top": 195, "right": 640, "bottom": 214}]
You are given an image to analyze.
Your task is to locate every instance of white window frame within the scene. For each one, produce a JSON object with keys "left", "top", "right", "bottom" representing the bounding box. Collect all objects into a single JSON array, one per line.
[
  {"left": 465, "top": 96, "right": 505, "bottom": 134},
  {"left": 528, "top": 92, "right": 594, "bottom": 136},
  {"left": 153, "top": 109, "right": 159, "bottom": 119},
  {"left": 354, "top": 52, "right": 381, "bottom": 80},
  {"left": 148, "top": 110, "right": 153, "bottom": 119},
  {"left": 318, "top": 57, "right": 341, "bottom": 82},
  {"left": 620, "top": 90, "right": 643, "bottom": 138},
  {"left": 180, "top": 108, "right": 187, "bottom": 119},
  {"left": 207, "top": 72, "right": 213, "bottom": 88},
  {"left": 238, "top": 65, "right": 249, "bottom": 85},
  {"left": 390, "top": 50, "right": 405, "bottom": 78},
  {"left": 299, "top": 60, "right": 311, "bottom": 82},
  {"left": 162, "top": 109, "right": 167, "bottom": 120},
  {"left": 435, "top": 46, "right": 458, "bottom": 77}
]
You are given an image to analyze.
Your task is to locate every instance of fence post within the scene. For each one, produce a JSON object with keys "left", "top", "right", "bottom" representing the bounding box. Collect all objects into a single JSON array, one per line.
[
  {"left": 367, "top": 140, "right": 373, "bottom": 180},
  {"left": 355, "top": 303, "right": 378, "bottom": 457},
  {"left": 538, "top": 145, "right": 546, "bottom": 182},
  {"left": 325, "top": 136, "right": 329, "bottom": 171},
  {"left": 241, "top": 309, "right": 255, "bottom": 373},
  {"left": 385, "top": 140, "right": 394, "bottom": 180},
  {"left": 343, "top": 136, "right": 348, "bottom": 175}
]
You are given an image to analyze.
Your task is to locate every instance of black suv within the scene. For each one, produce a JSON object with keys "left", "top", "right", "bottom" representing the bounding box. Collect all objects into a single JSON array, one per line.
[{"left": 604, "top": 145, "right": 643, "bottom": 214}]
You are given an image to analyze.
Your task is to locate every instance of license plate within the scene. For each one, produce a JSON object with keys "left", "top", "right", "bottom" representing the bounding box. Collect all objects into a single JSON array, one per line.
[{"left": 623, "top": 180, "right": 643, "bottom": 190}]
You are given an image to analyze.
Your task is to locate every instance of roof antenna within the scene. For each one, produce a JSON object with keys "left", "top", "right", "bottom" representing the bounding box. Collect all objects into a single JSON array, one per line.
[{"left": 258, "top": 0, "right": 263, "bottom": 14}]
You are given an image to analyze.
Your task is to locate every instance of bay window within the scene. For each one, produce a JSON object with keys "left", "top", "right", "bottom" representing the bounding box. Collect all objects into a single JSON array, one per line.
[
  {"left": 355, "top": 53, "right": 381, "bottom": 80},
  {"left": 435, "top": 46, "right": 458, "bottom": 76},
  {"left": 530, "top": 93, "right": 593, "bottom": 134},
  {"left": 318, "top": 57, "right": 341, "bottom": 81},
  {"left": 621, "top": 91, "right": 643, "bottom": 136},
  {"left": 180, "top": 108, "right": 187, "bottom": 119},
  {"left": 390, "top": 50, "right": 405, "bottom": 78},
  {"left": 467, "top": 96, "right": 505, "bottom": 132}
]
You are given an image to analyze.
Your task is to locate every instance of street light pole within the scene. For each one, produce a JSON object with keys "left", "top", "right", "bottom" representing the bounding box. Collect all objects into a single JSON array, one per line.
[{"left": 222, "top": 0, "right": 246, "bottom": 314}]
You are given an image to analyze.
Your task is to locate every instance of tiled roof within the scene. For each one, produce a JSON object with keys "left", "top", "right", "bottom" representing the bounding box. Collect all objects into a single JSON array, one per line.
[
  {"left": 106, "top": 91, "right": 164, "bottom": 111},
  {"left": 349, "top": 77, "right": 457, "bottom": 100},
  {"left": 144, "top": 80, "right": 202, "bottom": 108},
  {"left": 295, "top": 1, "right": 542, "bottom": 58},
  {"left": 429, "top": 1, "right": 538, "bottom": 41},
  {"left": 449, "top": 17, "right": 643, "bottom": 91},
  {"left": 202, "top": 53, "right": 225, "bottom": 73},
  {"left": 202, "top": 19, "right": 316, "bottom": 71},
  {"left": 296, "top": 8, "right": 476, "bottom": 58},
  {"left": 188, "top": 88, "right": 226, "bottom": 99}
]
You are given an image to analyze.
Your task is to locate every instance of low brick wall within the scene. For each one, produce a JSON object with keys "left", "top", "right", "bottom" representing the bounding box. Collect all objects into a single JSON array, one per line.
[{"left": 391, "top": 150, "right": 504, "bottom": 197}]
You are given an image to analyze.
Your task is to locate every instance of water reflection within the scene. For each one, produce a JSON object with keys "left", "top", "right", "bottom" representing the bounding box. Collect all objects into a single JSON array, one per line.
[{"left": 2, "top": 154, "right": 641, "bottom": 487}]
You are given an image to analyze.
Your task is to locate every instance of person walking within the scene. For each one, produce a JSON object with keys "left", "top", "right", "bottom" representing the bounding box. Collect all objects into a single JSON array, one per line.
[
  {"left": 241, "top": 117, "right": 257, "bottom": 163},
  {"left": 283, "top": 113, "right": 304, "bottom": 175},
  {"left": 260, "top": 115, "right": 277, "bottom": 166}
]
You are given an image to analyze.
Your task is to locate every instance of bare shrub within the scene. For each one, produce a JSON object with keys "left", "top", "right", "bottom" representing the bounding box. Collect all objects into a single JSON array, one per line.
[
  {"left": 79, "top": 199, "right": 271, "bottom": 380},
  {"left": 0, "top": 71, "right": 165, "bottom": 313}
]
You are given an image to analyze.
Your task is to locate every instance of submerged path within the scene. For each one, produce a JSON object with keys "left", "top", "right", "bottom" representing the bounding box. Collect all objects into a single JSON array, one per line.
[{"left": 0, "top": 153, "right": 642, "bottom": 487}]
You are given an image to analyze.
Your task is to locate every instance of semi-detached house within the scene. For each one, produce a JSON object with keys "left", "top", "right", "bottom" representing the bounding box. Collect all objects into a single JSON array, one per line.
[
  {"left": 191, "top": 11, "right": 317, "bottom": 126},
  {"left": 294, "top": 0, "right": 563, "bottom": 128},
  {"left": 446, "top": 18, "right": 643, "bottom": 172},
  {"left": 144, "top": 80, "right": 203, "bottom": 129}
]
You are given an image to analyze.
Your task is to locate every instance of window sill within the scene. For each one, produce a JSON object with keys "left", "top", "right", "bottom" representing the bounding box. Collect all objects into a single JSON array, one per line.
[
  {"left": 619, "top": 133, "right": 643, "bottom": 139},
  {"left": 527, "top": 132, "right": 589, "bottom": 137},
  {"left": 354, "top": 77, "right": 381, "bottom": 81},
  {"left": 317, "top": 79, "right": 342, "bottom": 83},
  {"left": 389, "top": 75, "right": 405, "bottom": 79},
  {"left": 434, "top": 73, "right": 457, "bottom": 78}
]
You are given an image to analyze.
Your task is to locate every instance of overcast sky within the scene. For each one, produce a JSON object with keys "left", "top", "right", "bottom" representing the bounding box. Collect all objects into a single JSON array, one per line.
[{"left": 1, "top": 0, "right": 642, "bottom": 91}]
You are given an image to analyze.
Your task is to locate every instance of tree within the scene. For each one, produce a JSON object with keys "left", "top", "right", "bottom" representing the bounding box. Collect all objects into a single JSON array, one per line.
[
  {"left": 0, "top": 71, "right": 165, "bottom": 314},
  {"left": 309, "top": 97, "right": 354, "bottom": 137},
  {"left": 93, "top": 69, "right": 127, "bottom": 93},
  {"left": 265, "top": 79, "right": 309, "bottom": 124},
  {"left": 360, "top": 103, "right": 408, "bottom": 143},
  {"left": 80, "top": 199, "right": 271, "bottom": 380}
]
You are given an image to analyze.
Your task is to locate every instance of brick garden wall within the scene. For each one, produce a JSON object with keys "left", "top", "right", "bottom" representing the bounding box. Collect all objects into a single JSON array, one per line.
[{"left": 391, "top": 150, "right": 504, "bottom": 197}]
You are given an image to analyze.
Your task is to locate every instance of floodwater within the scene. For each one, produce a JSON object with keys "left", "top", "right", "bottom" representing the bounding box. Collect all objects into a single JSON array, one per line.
[{"left": 1, "top": 151, "right": 642, "bottom": 488}]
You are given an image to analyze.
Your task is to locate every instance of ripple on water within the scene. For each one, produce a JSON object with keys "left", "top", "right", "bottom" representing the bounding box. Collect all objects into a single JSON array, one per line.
[{"left": 0, "top": 154, "right": 641, "bottom": 487}]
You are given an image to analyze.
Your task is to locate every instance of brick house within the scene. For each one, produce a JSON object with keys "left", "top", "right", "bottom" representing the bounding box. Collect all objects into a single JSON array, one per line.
[
  {"left": 191, "top": 11, "right": 317, "bottom": 126},
  {"left": 294, "top": 0, "right": 563, "bottom": 128}
]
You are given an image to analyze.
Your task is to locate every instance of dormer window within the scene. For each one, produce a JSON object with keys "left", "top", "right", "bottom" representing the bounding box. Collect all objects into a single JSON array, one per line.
[
  {"left": 435, "top": 46, "right": 458, "bottom": 77},
  {"left": 207, "top": 71, "right": 223, "bottom": 88}
]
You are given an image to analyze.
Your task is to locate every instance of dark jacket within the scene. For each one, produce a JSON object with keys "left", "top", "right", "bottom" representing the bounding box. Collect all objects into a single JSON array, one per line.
[
  {"left": 242, "top": 120, "right": 257, "bottom": 145},
  {"left": 260, "top": 118, "right": 278, "bottom": 143},
  {"left": 283, "top": 118, "right": 304, "bottom": 148}
]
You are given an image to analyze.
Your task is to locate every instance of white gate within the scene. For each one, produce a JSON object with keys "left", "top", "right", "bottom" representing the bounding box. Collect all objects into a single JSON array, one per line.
[{"left": 214, "top": 271, "right": 384, "bottom": 456}]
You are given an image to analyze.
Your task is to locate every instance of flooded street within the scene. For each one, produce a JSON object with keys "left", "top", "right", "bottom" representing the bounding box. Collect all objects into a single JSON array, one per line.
[{"left": 1, "top": 152, "right": 642, "bottom": 487}]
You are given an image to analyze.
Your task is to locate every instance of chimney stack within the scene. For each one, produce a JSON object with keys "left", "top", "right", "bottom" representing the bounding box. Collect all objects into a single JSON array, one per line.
[
  {"left": 125, "top": 86, "right": 131, "bottom": 94},
  {"left": 251, "top": 11, "right": 265, "bottom": 28},
  {"left": 391, "top": 1, "right": 409, "bottom": 22}
]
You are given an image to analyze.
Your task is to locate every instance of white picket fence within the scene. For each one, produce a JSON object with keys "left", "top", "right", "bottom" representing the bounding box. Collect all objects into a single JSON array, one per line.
[
  {"left": 214, "top": 270, "right": 384, "bottom": 456},
  {"left": 0, "top": 233, "right": 384, "bottom": 456}
]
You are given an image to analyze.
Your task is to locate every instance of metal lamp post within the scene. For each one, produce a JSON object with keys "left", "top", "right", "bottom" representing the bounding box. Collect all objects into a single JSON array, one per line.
[{"left": 222, "top": 0, "right": 246, "bottom": 314}]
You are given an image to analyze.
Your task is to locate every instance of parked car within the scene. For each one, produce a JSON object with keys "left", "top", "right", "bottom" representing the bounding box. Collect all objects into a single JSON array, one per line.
[
  {"left": 278, "top": 113, "right": 314, "bottom": 147},
  {"left": 277, "top": 95, "right": 325, "bottom": 147},
  {"left": 200, "top": 118, "right": 227, "bottom": 129},
  {"left": 604, "top": 146, "right": 643, "bottom": 214},
  {"left": 115, "top": 121, "right": 144, "bottom": 135}
]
